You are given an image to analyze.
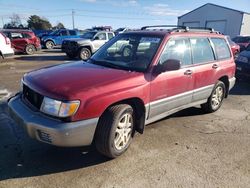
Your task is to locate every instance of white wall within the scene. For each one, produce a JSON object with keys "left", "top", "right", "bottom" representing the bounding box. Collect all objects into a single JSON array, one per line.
[
  {"left": 178, "top": 4, "right": 243, "bottom": 38},
  {"left": 241, "top": 13, "right": 250, "bottom": 36}
]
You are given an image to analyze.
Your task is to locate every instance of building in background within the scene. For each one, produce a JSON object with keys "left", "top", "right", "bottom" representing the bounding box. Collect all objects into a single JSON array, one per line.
[{"left": 178, "top": 3, "right": 250, "bottom": 38}]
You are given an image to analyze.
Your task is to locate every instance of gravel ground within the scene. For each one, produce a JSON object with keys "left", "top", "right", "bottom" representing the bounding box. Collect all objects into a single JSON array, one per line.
[{"left": 0, "top": 50, "right": 250, "bottom": 188}]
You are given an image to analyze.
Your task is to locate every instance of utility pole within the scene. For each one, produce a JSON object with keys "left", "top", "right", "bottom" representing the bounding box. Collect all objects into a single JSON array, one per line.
[{"left": 72, "top": 9, "right": 75, "bottom": 29}]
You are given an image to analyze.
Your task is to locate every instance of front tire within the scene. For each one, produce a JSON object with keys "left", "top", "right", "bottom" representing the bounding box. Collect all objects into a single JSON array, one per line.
[
  {"left": 201, "top": 81, "right": 226, "bottom": 113},
  {"left": 45, "top": 40, "right": 55, "bottom": 49},
  {"left": 79, "top": 47, "right": 91, "bottom": 60},
  {"left": 25, "top": 44, "right": 36, "bottom": 55},
  {"left": 95, "top": 104, "right": 135, "bottom": 158}
]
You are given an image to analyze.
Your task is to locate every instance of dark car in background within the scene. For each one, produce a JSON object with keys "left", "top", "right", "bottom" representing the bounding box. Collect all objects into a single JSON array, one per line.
[
  {"left": 232, "top": 36, "right": 250, "bottom": 52},
  {"left": 41, "top": 29, "right": 81, "bottom": 49},
  {"left": 2, "top": 29, "right": 41, "bottom": 55},
  {"left": 235, "top": 44, "right": 250, "bottom": 78}
]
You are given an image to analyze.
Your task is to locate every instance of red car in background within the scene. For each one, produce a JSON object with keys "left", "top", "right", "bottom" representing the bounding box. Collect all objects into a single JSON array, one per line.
[
  {"left": 226, "top": 35, "right": 240, "bottom": 58},
  {"left": 2, "top": 29, "right": 41, "bottom": 55},
  {"left": 232, "top": 36, "right": 250, "bottom": 52}
]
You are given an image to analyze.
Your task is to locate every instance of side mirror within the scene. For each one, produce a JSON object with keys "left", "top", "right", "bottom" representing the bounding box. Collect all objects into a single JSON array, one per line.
[
  {"left": 154, "top": 59, "right": 181, "bottom": 74},
  {"left": 94, "top": 36, "right": 99, "bottom": 40}
]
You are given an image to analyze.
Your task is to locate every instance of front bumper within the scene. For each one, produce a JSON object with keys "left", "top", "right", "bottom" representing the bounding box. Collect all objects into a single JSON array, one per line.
[{"left": 8, "top": 94, "right": 99, "bottom": 147}]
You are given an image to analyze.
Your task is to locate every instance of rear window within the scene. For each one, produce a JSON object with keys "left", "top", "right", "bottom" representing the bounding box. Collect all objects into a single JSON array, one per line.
[
  {"left": 211, "top": 38, "right": 231, "bottom": 60},
  {"left": 190, "top": 37, "right": 215, "bottom": 64}
]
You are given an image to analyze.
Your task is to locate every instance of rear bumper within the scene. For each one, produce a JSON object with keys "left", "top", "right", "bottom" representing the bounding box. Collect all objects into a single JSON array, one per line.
[
  {"left": 8, "top": 94, "right": 99, "bottom": 147},
  {"left": 2, "top": 52, "right": 14, "bottom": 58}
]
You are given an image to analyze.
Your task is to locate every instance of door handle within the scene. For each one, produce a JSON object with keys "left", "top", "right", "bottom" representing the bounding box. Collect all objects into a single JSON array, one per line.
[
  {"left": 184, "top": 70, "right": 193, "bottom": 76},
  {"left": 212, "top": 64, "right": 218, "bottom": 69}
]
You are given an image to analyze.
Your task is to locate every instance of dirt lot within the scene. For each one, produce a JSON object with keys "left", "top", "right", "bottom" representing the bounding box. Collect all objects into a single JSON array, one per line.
[{"left": 0, "top": 50, "right": 250, "bottom": 188}]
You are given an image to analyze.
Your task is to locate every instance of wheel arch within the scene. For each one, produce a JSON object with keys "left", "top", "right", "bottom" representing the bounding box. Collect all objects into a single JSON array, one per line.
[
  {"left": 218, "top": 75, "right": 229, "bottom": 98},
  {"left": 79, "top": 45, "right": 93, "bottom": 54},
  {"left": 97, "top": 97, "right": 146, "bottom": 134}
]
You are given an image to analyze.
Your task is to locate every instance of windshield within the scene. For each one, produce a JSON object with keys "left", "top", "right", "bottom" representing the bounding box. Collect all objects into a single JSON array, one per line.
[
  {"left": 89, "top": 34, "right": 163, "bottom": 72},
  {"left": 51, "top": 30, "right": 60, "bottom": 36},
  {"left": 246, "top": 44, "right": 250, "bottom": 51},
  {"left": 81, "top": 31, "right": 97, "bottom": 39}
]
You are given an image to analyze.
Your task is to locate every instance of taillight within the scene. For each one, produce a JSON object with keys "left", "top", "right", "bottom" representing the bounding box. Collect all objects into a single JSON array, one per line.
[
  {"left": 5, "top": 37, "right": 11, "bottom": 45},
  {"left": 0, "top": 33, "right": 11, "bottom": 45}
]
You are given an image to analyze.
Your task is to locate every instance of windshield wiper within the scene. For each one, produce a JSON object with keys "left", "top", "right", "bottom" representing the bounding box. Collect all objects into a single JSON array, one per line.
[{"left": 89, "top": 58, "right": 125, "bottom": 70}]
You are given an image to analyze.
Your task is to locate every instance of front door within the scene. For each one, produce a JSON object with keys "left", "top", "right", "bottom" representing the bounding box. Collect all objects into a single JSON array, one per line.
[{"left": 149, "top": 37, "right": 194, "bottom": 119}]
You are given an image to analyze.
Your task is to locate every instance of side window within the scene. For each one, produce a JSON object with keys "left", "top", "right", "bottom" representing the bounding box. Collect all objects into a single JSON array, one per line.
[
  {"left": 11, "top": 32, "right": 23, "bottom": 39},
  {"left": 190, "top": 38, "right": 215, "bottom": 64},
  {"left": 211, "top": 38, "right": 231, "bottom": 60},
  {"left": 22, "top": 33, "right": 32, "bottom": 39},
  {"left": 96, "top": 33, "right": 107, "bottom": 40},
  {"left": 69, "top": 30, "right": 76, "bottom": 35},
  {"left": 60, "top": 30, "right": 68, "bottom": 36},
  {"left": 159, "top": 38, "right": 192, "bottom": 66},
  {"left": 108, "top": 33, "right": 114, "bottom": 40}
]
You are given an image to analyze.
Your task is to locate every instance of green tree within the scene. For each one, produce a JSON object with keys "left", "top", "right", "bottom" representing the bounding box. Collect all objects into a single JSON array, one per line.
[
  {"left": 3, "top": 14, "right": 23, "bottom": 29},
  {"left": 53, "top": 22, "right": 65, "bottom": 29},
  {"left": 27, "top": 15, "right": 52, "bottom": 30}
]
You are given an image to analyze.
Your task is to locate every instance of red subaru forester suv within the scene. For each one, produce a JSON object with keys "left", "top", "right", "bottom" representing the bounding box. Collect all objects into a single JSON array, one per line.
[
  {"left": 8, "top": 26, "right": 236, "bottom": 158},
  {"left": 2, "top": 29, "right": 41, "bottom": 55}
]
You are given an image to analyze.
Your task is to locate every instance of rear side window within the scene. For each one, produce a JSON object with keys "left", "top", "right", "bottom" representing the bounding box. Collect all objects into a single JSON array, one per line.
[
  {"left": 69, "top": 30, "right": 76, "bottom": 35},
  {"left": 22, "top": 33, "right": 32, "bottom": 39},
  {"left": 211, "top": 38, "right": 231, "bottom": 60},
  {"left": 160, "top": 38, "right": 192, "bottom": 66},
  {"left": 190, "top": 38, "right": 215, "bottom": 64}
]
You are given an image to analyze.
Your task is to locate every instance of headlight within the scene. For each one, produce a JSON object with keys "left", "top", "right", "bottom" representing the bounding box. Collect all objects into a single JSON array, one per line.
[{"left": 40, "top": 97, "right": 80, "bottom": 118}]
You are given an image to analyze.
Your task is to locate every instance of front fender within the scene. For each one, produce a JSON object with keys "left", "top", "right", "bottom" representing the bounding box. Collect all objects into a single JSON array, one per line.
[{"left": 72, "top": 83, "right": 150, "bottom": 121}]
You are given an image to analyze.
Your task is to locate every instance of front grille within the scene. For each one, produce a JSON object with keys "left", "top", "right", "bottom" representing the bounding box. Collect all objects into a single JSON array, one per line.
[
  {"left": 23, "top": 84, "right": 44, "bottom": 109},
  {"left": 37, "top": 130, "right": 52, "bottom": 143}
]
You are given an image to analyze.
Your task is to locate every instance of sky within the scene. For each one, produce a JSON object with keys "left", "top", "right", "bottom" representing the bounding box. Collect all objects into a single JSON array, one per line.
[{"left": 0, "top": 0, "right": 250, "bottom": 30}]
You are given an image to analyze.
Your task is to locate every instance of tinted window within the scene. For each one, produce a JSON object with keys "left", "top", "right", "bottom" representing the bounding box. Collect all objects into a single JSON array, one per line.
[
  {"left": 190, "top": 38, "right": 214, "bottom": 64},
  {"left": 108, "top": 33, "right": 114, "bottom": 40},
  {"left": 211, "top": 38, "right": 231, "bottom": 60},
  {"left": 60, "top": 30, "right": 68, "bottom": 36},
  {"left": 232, "top": 36, "right": 250, "bottom": 43},
  {"left": 69, "top": 30, "right": 76, "bottom": 35},
  {"left": 160, "top": 38, "right": 192, "bottom": 66},
  {"left": 96, "top": 33, "right": 106, "bottom": 40}
]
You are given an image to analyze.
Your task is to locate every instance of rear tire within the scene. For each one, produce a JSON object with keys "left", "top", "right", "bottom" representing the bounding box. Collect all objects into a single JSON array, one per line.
[
  {"left": 0, "top": 54, "right": 3, "bottom": 63},
  {"left": 95, "top": 104, "right": 135, "bottom": 158},
  {"left": 201, "top": 81, "right": 226, "bottom": 113},
  {"left": 25, "top": 44, "right": 36, "bottom": 55},
  {"left": 79, "top": 47, "right": 91, "bottom": 60}
]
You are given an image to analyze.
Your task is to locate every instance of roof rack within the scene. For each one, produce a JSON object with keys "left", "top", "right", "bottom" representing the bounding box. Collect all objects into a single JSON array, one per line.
[
  {"left": 140, "top": 25, "right": 219, "bottom": 34},
  {"left": 141, "top": 25, "right": 188, "bottom": 31}
]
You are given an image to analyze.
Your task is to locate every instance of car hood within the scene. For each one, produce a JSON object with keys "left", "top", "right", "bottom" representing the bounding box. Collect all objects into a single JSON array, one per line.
[
  {"left": 64, "top": 38, "right": 91, "bottom": 43},
  {"left": 23, "top": 61, "right": 146, "bottom": 100},
  {"left": 239, "top": 50, "right": 250, "bottom": 58}
]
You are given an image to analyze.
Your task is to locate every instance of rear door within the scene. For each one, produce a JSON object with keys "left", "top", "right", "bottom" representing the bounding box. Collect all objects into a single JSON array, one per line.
[
  {"left": 149, "top": 37, "right": 194, "bottom": 119},
  {"left": 9, "top": 32, "right": 27, "bottom": 52},
  {"left": 189, "top": 37, "right": 217, "bottom": 102}
]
